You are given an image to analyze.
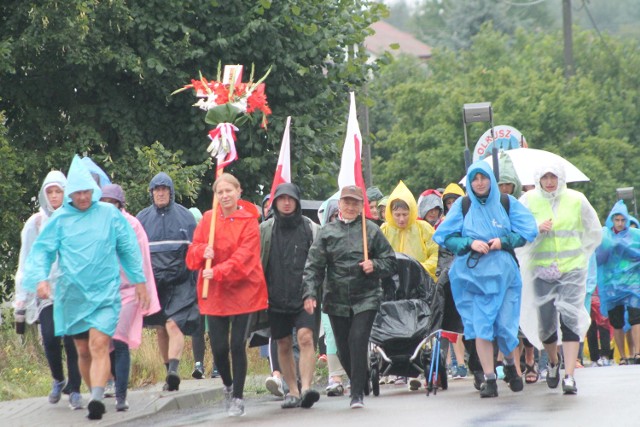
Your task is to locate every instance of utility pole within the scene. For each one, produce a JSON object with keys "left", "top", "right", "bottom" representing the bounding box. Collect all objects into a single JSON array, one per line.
[{"left": 563, "top": 0, "right": 574, "bottom": 77}]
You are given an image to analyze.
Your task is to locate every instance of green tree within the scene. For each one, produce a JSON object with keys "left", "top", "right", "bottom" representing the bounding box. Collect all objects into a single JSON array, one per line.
[
  {"left": 371, "top": 24, "right": 640, "bottom": 218},
  {"left": 0, "top": 0, "right": 388, "bottom": 301}
]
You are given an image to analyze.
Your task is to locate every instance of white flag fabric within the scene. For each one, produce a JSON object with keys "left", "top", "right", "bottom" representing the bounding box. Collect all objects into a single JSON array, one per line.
[{"left": 267, "top": 116, "right": 292, "bottom": 207}]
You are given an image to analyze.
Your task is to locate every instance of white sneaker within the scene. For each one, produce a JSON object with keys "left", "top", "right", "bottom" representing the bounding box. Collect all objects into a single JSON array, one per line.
[
  {"left": 223, "top": 385, "right": 233, "bottom": 411},
  {"left": 265, "top": 376, "right": 284, "bottom": 397},
  {"left": 379, "top": 376, "right": 389, "bottom": 385},
  {"left": 103, "top": 379, "right": 115, "bottom": 398},
  {"left": 228, "top": 397, "right": 245, "bottom": 417}
]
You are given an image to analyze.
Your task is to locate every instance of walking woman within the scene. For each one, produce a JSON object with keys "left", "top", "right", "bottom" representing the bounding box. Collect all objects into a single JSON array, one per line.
[
  {"left": 303, "top": 185, "right": 396, "bottom": 409},
  {"left": 186, "top": 173, "right": 268, "bottom": 417},
  {"left": 433, "top": 161, "right": 538, "bottom": 398}
]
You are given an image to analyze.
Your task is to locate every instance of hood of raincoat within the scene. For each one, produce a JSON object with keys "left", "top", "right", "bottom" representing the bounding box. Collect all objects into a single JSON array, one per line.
[
  {"left": 417, "top": 189, "right": 443, "bottom": 221},
  {"left": 317, "top": 190, "right": 341, "bottom": 226},
  {"left": 631, "top": 216, "right": 640, "bottom": 228},
  {"left": 466, "top": 161, "right": 497, "bottom": 206},
  {"left": 81, "top": 156, "right": 111, "bottom": 188},
  {"left": 385, "top": 181, "right": 418, "bottom": 229},
  {"left": 148, "top": 172, "right": 175, "bottom": 206},
  {"left": 497, "top": 154, "right": 522, "bottom": 199},
  {"left": 39, "top": 171, "right": 67, "bottom": 217},
  {"left": 64, "top": 155, "right": 102, "bottom": 208},
  {"left": 441, "top": 183, "right": 465, "bottom": 214},
  {"left": 533, "top": 160, "right": 567, "bottom": 200},
  {"left": 189, "top": 207, "right": 203, "bottom": 224},
  {"left": 605, "top": 200, "right": 630, "bottom": 230},
  {"left": 366, "top": 186, "right": 384, "bottom": 202},
  {"left": 272, "top": 183, "right": 302, "bottom": 218},
  {"left": 101, "top": 184, "right": 126, "bottom": 207}
]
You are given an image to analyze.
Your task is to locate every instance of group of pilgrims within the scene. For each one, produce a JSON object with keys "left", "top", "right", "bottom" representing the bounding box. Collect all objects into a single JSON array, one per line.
[{"left": 11, "top": 151, "right": 640, "bottom": 420}]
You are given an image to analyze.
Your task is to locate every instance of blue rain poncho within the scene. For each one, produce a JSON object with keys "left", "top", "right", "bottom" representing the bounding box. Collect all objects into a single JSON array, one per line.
[
  {"left": 14, "top": 170, "right": 67, "bottom": 323},
  {"left": 433, "top": 161, "right": 538, "bottom": 354},
  {"left": 22, "top": 155, "right": 145, "bottom": 337},
  {"left": 595, "top": 200, "right": 640, "bottom": 315}
]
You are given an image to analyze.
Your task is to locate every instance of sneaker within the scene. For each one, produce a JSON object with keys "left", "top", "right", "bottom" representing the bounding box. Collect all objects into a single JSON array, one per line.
[
  {"left": 68, "top": 392, "right": 83, "bottom": 410},
  {"left": 103, "top": 379, "right": 115, "bottom": 398},
  {"left": 473, "top": 370, "right": 485, "bottom": 391},
  {"left": 228, "top": 397, "right": 245, "bottom": 417},
  {"left": 211, "top": 367, "right": 220, "bottom": 378},
  {"left": 115, "top": 397, "right": 129, "bottom": 412},
  {"left": 223, "top": 385, "right": 233, "bottom": 411},
  {"left": 300, "top": 389, "right": 320, "bottom": 408},
  {"left": 562, "top": 375, "right": 577, "bottom": 394},
  {"left": 87, "top": 400, "right": 106, "bottom": 420},
  {"left": 265, "top": 376, "right": 285, "bottom": 397},
  {"left": 503, "top": 365, "right": 524, "bottom": 392},
  {"left": 479, "top": 379, "right": 498, "bottom": 398},
  {"left": 408, "top": 378, "right": 422, "bottom": 391},
  {"left": 453, "top": 365, "right": 468, "bottom": 379},
  {"left": 394, "top": 376, "right": 407, "bottom": 385},
  {"left": 281, "top": 394, "right": 301, "bottom": 409},
  {"left": 600, "top": 357, "right": 611, "bottom": 367},
  {"left": 350, "top": 394, "right": 364, "bottom": 409},
  {"left": 166, "top": 372, "right": 180, "bottom": 391},
  {"left": 546, "top": 359, "right": 561, "bottom": 389},
  {"left": 326, "top": 382, "right": 344, "bottom": 397},
  {"left": 379, "top": 375, "right": 389, "bottom": 385},
  {"left": 49, "top": 379, "right": 67, "bottom": 404},
  {"left": 192, "top": 362, "right": 204, "bottom": 379}
]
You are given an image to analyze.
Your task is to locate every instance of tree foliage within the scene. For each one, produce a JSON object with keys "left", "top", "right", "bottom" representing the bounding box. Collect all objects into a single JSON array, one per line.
[
  {"left": 0, "top": 0, "right": 387, "bottom": 300},
  {"left": 371, "top": 24, "right": 640, "bottom": 220}
]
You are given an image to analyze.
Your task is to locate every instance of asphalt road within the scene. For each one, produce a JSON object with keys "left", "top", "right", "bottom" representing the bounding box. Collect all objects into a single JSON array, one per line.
[{"left": 124, "top": 365, "right": 638, "bottom": 427}]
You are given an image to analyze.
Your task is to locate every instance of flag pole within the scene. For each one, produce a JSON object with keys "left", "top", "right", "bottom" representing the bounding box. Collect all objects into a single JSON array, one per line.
[
  {"left": 202, "top": 165, "right": 223, "bottom": 300},
  {"left": 361, "top": 209, "right": 369, "bottom": 262}
]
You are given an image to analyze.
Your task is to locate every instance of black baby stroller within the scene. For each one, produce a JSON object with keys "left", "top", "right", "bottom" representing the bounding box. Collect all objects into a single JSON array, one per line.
[{"left": 369, "top": 252, "right": 446, "bottom": 396}]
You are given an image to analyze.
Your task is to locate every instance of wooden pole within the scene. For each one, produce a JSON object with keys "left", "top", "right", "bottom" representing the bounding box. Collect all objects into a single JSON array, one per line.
[
  {"left": 202, "top": 166, "right": 223, "bottom": 299},
  {"left": 361, "top": 208, "right": 369, "bottom": 262}
]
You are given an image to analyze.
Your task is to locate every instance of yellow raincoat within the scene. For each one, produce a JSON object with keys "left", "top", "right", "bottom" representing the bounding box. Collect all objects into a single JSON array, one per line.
[{"left": 381, "top": 181, "right": 439, "bottom": 280}]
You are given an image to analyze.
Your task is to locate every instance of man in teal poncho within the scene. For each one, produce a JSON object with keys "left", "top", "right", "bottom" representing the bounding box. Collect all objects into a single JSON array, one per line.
[
  {"left": 23, "top": 155, "right": 149, "bottom": 421},
  {"left": 596, "top": 200, "right": 640, "bottom": 364}
]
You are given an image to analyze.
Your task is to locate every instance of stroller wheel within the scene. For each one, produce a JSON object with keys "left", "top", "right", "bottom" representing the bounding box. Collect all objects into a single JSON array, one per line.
[{"left": 371, "top": 367, "right": 380, "bottom": 396}]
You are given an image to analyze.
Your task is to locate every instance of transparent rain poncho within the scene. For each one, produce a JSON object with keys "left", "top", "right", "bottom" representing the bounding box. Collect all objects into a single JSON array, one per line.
[
  {"left": 518, "top": 161, "right": 602, "bottom": 348},
  {"left": 595, "top": 200, "right": 640, "bottom": 315}
]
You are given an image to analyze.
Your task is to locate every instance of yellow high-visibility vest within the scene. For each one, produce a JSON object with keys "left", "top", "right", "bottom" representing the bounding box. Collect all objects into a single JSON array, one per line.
[{"left": 528, "top": 192, "right": 585, "bottom": 272}]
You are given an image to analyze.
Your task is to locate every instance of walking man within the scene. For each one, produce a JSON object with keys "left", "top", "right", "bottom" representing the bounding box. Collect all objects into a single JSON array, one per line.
[
  {"left": 23, "top": 155, "right": 148, "bottom": 420},
  {"left": 137, "top": 172, "right": 200, "bottom": 392},
  {"left": 260, "top": 183, "right": 320, "bottom": 408}
]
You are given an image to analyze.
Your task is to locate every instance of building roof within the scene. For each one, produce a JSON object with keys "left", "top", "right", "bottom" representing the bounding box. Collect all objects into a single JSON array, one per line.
[{"left": 365, "top": 21, "right": 432, "bottom": 59}]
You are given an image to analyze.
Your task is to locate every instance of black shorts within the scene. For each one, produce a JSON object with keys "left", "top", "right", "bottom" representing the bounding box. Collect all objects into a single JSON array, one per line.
[
  {"left": 71, "top": 330, "right": 90, "bottom": 340},
  {"left": 269, "top": 309, "right": 315, "bottom": 340},
  {"left": 608, "top": 305, "right": 640, "bottom": 329}
]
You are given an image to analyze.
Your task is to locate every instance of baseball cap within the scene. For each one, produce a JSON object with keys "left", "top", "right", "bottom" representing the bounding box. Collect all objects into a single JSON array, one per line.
[{"left": 340, "top": 185, "right": 364, "bottom": 201}]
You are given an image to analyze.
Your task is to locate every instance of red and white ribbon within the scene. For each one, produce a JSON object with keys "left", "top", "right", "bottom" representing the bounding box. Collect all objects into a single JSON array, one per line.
[{"left": 207, "top": 123, "right": 239, "bottom": 170}]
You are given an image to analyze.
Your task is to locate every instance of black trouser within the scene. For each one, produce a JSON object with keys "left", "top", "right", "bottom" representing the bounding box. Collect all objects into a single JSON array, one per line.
[
  {"left": 586, "top": 319, "right": 612, "bottom": 361},
  {"left": 39, "top": 305, "right": 81, "bottom": 393},
  {"left": 329, "top": 310, "right": 377, "bottom": 398},
  {"left": 109, "top": 339, "right": 129, "bottom": 399},
  {"left": 207, "top": 314, "right": 250, "bottom": 399}
]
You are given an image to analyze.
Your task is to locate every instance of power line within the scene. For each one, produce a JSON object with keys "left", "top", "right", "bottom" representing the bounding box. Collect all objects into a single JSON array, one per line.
[{"left": 501, "top": 0, "right": 547, "bottom": 6}]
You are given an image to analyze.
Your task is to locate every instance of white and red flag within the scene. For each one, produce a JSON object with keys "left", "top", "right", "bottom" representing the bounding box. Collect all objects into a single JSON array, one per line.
[
  {"left": 267, "top": 116, "right": 292, "bottom": 207},
  {"left": 338, "top": 92, "right": 371, "bottom": 217}
]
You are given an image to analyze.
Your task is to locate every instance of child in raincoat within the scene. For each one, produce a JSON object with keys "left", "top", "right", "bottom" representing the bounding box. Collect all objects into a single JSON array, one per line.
[
  {"left": 595, "top": 200, "right": 640, "bottom": 363},
  {"left": 433, "top": 161, "right": 538, "bottom": 398}
]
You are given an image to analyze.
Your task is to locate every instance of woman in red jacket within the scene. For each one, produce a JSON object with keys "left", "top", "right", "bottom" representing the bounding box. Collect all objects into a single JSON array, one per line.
[{"left": 186, "top": 173, "right": 268, "bottom": 417}]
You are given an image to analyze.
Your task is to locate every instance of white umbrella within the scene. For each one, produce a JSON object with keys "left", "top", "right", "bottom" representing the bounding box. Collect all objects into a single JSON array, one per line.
[{"left": 481, "top": 148, "right": 589, "bottom": 186}]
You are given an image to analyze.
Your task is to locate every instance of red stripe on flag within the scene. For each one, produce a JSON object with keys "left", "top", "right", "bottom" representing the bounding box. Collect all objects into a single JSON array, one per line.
[{"left": 353, "top": 134, "right": 372, "bottom": 218}]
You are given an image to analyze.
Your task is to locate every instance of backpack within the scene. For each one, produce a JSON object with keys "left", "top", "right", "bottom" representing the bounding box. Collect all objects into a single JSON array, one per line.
[{"left": 460, "top": 193, "right": 518, "bottom": 265}]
